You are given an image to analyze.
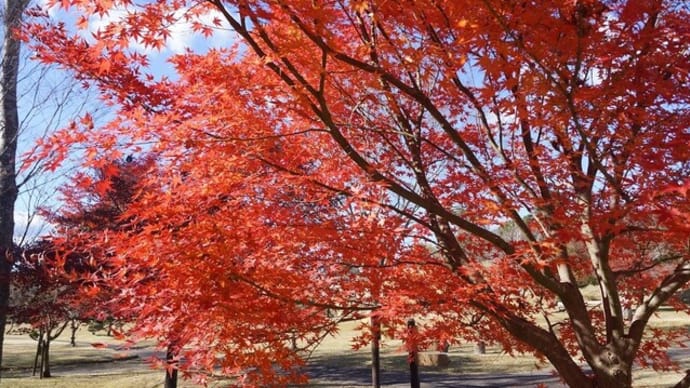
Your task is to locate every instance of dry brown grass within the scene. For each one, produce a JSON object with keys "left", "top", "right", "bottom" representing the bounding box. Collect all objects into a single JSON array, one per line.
[
  {"left": 3, "top": 326, "right": 127, "bottom": 373},
  {"left": 3, "top": 312, "right": 689, "bottom": 387}
]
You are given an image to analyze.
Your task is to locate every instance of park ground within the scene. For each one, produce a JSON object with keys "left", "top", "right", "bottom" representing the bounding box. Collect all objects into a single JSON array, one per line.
[{"left": 2, "top": 307, "right": 690, "bottom": 387}]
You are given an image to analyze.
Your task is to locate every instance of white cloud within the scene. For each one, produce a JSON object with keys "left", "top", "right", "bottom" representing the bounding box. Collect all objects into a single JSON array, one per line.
[
  {"left": 14, "top": 210, "right": 52, "bottom": 245},
  {"left": 165, "top": 8, "right": 196, "bottom": 54},
  {"left": 198, "top": 9, "right": 237, "bottom": 50},
  {"left": 165, "top": 8, "right": 238, "bottom": 54},
  {"left": 81, "top": 5, "right": 237, "bottom": 65},
  {"left": 87, "top": 6, "right": 129, "bottom": 36}
]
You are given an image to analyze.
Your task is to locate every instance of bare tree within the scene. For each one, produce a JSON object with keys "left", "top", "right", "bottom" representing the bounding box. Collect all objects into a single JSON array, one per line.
[
  {"left": 0, "top": 0, "right": 102, "bottom": 377},
  {"left": 0, "top": 0, "right": 29, "bottom": 377},
  {"left": 14, "top": 66, "right": 97, "bottom": 246}
]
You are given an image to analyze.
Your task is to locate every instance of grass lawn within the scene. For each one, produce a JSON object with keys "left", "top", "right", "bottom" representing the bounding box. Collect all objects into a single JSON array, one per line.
[
  {"left": 3, "top": 305, "right": 689, "bottom": 387},
  {"left": 308, "top": 317, "right": 690, "bottom": 387}
]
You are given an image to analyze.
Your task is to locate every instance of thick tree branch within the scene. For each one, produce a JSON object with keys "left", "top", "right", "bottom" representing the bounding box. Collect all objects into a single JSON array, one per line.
[{"left": 629, "top": 259, "right": 690, "bottom": 344}]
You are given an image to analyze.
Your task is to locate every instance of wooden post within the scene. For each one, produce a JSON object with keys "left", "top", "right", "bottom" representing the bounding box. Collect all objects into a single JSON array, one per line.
[
  {"left": 371, "top": 315, "right": 381, "bottom": 388},
  {"left": 407, "top": 319, "right": 420, "bottom": 388}
]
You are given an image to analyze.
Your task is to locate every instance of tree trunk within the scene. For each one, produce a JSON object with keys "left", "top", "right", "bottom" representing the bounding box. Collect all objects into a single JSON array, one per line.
[
  {"left": 70, "top": 319, "right": 79, "bottom": 347},
  {"left": 474, "top": 341, "right": 486, "bottom": 355},
  {"left": 407, "top": 319, "right": 420, "bottom": 388},
  {"left": 37, "top": 320, "right": 67, "bottom": 378},
  {"left": 32, "top": 332, "right": 43, "bottom": 376},
  {"left": 371, "top": 315, "right": 380, "bottom": 388},
  {"left": 164, "top": 347, "right": 178, "bottom": 388},
  {"left": 41, "top": 335, "right": 51, "bottom": 378},
  {"left": 290, "top": 331, "right": 297, "bottom": 350},
  {"left": 587, "top": 341, "right": 634, "bottom": 388},
  {"left": 0, "top": 0, "right": 27, "bottom": 380},
  {"left": 673, "top": 370, "right": 690, "bottom": 388},
  {"left": 482, "top": 301, "right": 594, "bottom": 388}
]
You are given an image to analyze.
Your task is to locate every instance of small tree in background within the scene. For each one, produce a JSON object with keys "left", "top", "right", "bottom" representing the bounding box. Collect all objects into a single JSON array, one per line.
[
  {"left": 10, "top": 240, "right": 83, "bottom": 378},
  {"left": 9, "top": 156, "right": 154, "bottom": 378}
]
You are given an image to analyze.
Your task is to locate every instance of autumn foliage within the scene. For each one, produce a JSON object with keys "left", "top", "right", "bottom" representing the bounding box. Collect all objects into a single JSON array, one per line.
[
  {"left": 22, "top": 0, "right": 690, "bottom": 387},
  {"left": 10, "top": 239, "right": 107, "bottom": 377}
]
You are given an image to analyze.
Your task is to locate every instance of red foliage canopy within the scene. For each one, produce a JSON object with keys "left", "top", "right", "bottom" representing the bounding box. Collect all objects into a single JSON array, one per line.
[{"left": 23, "top": 0, "right": 690, "bottom": 386}]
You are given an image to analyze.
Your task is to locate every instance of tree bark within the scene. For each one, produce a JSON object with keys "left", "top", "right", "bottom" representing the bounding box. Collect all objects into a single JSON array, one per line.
[
  {"left": 0, "top": 0, "right": 27, "bottom": 380},
  {"left": 371, "top": 315, "right": 381, "bottom": 388},
  {"left": 673, "top": 370, "right": 690, "bottom": 388},
  {"left": 164, "top": 347, "right": 178, "bottom": 388},
  {"left": 70, "top": 319, "right": 79, "bottom": 347},
  {"left": 38, "top": 320, "right": 67, "bottom": 378},
  {"left": 480, "top": 301, "right": 594, "bottom": 388},
  {"left": 474, "top": 341, "right": 486, "bottom": 355},
  {"left": 407, "top": 319, "right": 420, "bottom": 388},
  {"left": 32, "top": 332, "right": 43, "bottom": 376},
  {"left": 41, "top": 334, "right": 51, "bottom": 378}
]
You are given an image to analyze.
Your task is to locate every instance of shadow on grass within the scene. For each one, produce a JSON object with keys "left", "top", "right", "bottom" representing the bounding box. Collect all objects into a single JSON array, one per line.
[
  {"left": 301, "top": 351, "right": 479, "bottom": 387},
  {"left": 302, "top": 351, "right": 399, "bottom": 386},
  {"left": 1, "top": 354, "right": 140, "bottom": 378},
  {"left": 299, "top": 350, "right": 565, "bottom": 387}
]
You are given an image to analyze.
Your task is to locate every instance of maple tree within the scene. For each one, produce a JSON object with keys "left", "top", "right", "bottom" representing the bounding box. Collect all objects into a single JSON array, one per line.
[
  {"left": 9, "top": 157, "right": 152, "bottom": 377},
  {"left": 0, "top": 0, "right": 28, "bottom": 377},
  {"left": 9, "top": 154, "right": 148, "bottom": 378},
  {"left": 9, "top": 240, "right": 91, "bottom": 378},
  {"left": 44, "top": 156, "right": 159, "bottom": 329},
  {"left": 53, "top": 155, "right": 399, "bottom": 386},
  {"left": 22, "top": 0, "right": 690, "bottom": 387}
]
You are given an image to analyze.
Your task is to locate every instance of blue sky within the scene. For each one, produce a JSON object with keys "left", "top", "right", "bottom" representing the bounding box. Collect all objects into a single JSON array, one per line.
[{"left": 12, "top": 0, "right": 239, "bottom": 244}]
